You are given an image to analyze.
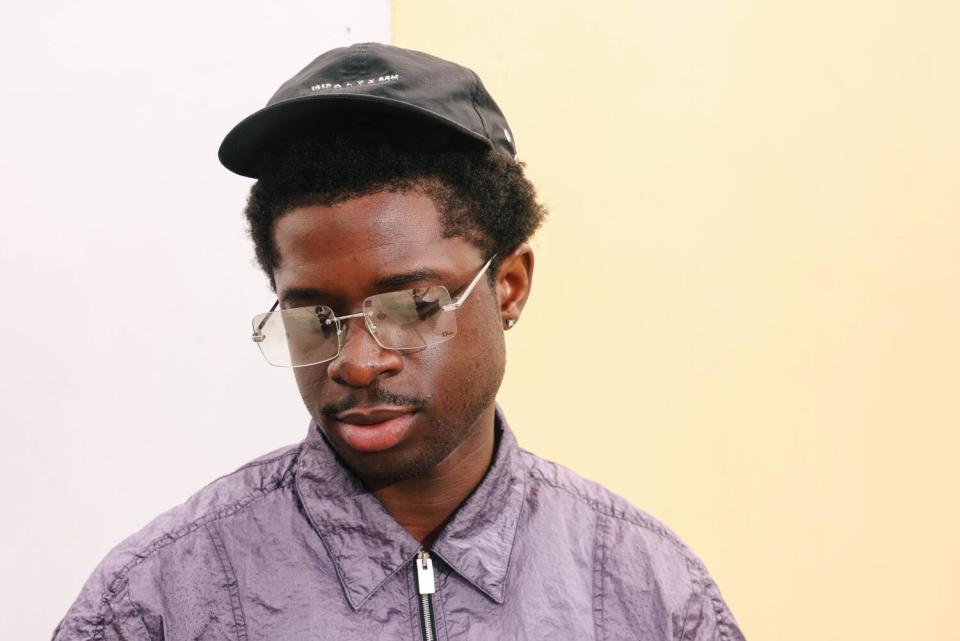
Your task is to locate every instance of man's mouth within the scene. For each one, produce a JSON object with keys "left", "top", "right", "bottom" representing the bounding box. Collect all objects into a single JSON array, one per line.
[{"left": 331, "top": 406, "right": 419, "bottom": 453}]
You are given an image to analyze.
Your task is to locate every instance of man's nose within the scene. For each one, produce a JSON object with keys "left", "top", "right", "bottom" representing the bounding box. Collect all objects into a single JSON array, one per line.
[{"left": 326, "top": 317, "right": 404, "bottom": 387}]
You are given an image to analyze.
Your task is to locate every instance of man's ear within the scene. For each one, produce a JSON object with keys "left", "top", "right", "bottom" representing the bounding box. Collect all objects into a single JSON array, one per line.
[{"left": 495, "top": 243, "right": 534, "bottom": 328}]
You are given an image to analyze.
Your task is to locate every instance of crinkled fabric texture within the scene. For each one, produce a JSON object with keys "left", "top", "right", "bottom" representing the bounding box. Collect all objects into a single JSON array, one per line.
[{"left": 52, "top": 410, "right": 745, "bottom": 640}]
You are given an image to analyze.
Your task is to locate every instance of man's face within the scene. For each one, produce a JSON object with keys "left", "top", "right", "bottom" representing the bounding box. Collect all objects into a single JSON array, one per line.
[{"left": 272, "top": 187, "right": 506, "bottom": 483}]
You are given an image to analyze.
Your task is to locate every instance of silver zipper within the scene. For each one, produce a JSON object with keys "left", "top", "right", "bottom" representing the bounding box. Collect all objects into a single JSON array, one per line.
[{"left": 416, "top": 550, "right": 437, "bottom": 641}]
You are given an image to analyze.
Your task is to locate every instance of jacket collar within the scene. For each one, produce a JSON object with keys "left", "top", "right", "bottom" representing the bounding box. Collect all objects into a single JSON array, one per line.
[{"left": 294, "top": 406, "right": 526, "bottom": 610}]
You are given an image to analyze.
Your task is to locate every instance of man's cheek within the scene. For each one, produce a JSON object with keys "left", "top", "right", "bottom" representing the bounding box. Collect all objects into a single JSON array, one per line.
[{"left": 293, "top": 369, "right": 326, "bottom": 405}]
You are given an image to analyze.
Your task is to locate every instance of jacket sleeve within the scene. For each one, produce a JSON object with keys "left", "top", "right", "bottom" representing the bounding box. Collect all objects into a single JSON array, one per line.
[
  {"left": 50, "top": 560, "right": 155, "bottom": 641},
  {"left": 680, "top": 561, "right": 746, "bottom": 641}
]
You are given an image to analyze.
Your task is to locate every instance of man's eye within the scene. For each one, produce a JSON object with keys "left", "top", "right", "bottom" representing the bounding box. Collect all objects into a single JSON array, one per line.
[
  {"left": 313, "top": 309, "right": 338, "bottom": 335},
  {"left": 415, "top": 298, "right": 441, "bottom": 320}
]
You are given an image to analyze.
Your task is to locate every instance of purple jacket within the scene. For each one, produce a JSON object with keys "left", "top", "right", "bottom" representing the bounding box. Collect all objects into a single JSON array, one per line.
[{"left": 53, "top": 410, "right": 745, "bottom": 640}]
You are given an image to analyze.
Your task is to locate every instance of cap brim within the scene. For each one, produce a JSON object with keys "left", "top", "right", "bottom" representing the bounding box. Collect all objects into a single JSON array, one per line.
[{"left": 218, "top": 94, "right": 493, "bottom": 178}]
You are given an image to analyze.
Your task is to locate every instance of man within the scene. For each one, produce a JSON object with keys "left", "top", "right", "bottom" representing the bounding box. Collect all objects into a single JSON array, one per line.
[{"left": 53, "top": 43, "right": 745, "bottom": 640}]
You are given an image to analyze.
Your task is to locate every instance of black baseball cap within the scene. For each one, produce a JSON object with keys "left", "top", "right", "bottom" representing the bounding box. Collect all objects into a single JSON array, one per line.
[{"left": 218, "top": 42, "right": 518, "bottom": 178}]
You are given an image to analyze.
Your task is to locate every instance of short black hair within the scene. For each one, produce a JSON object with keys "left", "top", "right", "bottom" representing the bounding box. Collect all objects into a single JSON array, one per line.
[{"left": 243, "top": 129, "right": 547, "bottom": 290}]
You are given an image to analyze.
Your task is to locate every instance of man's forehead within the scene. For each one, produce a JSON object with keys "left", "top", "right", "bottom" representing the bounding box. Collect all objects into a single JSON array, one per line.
[
  {"left": 271, "top": 189, "right": 482, "bottom": 295},
  {"left": 273, "top": 190, "right": 442, "bottom": 256},
  {"left": 278, "top": 236, "right": 454, "bottom": 281},
  {"left": 274, "top": 241, "right": 480, "bottom": 304}
]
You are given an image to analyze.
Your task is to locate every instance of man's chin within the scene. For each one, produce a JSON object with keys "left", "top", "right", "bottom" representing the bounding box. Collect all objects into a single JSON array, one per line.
[
  {"left": 315, "top": 407, "right": 485, "bottom": 486},
  {"left": 324, "top": 427, "right": 465, "bottom": 486},
  {"left": 337, "top": 446, "right": 439, "bottom": 486}
]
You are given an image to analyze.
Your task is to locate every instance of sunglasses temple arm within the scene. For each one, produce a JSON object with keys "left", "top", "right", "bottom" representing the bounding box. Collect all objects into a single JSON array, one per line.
[
  {"left": 254, "top": 300, "right": 281, "bottom": 334},
  {"left": 442, "top": 256, "right": 495, "bottom": 311}
]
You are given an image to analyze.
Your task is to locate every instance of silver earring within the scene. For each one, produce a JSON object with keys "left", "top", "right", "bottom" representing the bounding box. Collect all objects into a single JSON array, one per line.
[{"left": 504, "top": 319, "right": 515, "bottom": 329}]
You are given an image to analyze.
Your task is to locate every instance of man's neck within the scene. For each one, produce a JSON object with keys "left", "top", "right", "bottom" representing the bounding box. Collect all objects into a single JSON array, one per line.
[{"left": 362, "top": 407, "right": 498, "bottom": 548}]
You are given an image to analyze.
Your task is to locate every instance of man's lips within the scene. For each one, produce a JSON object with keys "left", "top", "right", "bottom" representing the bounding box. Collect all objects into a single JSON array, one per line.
[
  {"left": 331, "top": 406, "right": 419, "bottom": 453},
  {"left": 335, "top": 406, "right": 418, "bottom": 425}
]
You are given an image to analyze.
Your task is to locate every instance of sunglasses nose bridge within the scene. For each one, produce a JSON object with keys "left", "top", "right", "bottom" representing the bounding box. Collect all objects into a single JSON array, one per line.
[
  {"left": 325, "top": 312, "right": 404, "bottom": 386},
  {"left": 336, "top": 311, "right": 388, "bottom": 351}
]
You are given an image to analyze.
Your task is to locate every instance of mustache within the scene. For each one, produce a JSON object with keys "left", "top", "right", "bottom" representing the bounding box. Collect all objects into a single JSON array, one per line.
[{"left": 320, "top": 389, "right": 427, "bottom": 418}]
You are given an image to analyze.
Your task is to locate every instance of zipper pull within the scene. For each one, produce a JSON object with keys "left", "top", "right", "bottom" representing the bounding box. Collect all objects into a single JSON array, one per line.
[{"left": 416, "top": 550, "right": 435, "bottom": 595}]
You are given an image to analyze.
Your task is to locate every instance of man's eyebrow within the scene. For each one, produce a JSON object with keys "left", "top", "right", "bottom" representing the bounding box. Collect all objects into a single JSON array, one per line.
[
  {"left": 279, "top": 268, "right": 444, "bottom": 304},
  {"left": 373, "top": 267, "right": 443, "bottom": 290},
  {"left": 279, "top": 286, "right": 337, "bottom": 304}
]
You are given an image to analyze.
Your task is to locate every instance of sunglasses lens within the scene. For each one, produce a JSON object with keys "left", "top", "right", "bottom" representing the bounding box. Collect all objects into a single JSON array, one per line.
[
  {"left": 252, "top": 305, "right": 340, "bottom": 367},
  {"left": 364, "top": 286, "right": 456, "bottom": 349}
]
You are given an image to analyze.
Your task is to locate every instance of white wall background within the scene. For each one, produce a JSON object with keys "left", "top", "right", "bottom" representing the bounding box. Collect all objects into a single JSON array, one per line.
[{"left": 0, "top": 2, "right": 391, "bottom": 637}]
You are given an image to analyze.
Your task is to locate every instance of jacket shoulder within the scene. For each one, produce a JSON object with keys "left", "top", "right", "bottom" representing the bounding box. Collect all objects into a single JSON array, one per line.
[
  {"left": 51, "top": 443, "right": 302, "bottom": 640},
  {"left": 519, "top": 449, "right": 745, "bottom": 640},
  {"left": 519, "top": 448, "right": 709, "bottom": 593},
  {"left": 520, "top": 448, "right": 692, "bottom": 552}
]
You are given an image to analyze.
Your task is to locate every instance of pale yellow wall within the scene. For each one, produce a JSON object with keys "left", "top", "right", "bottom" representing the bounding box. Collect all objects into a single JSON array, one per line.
[{"left": 393, "top": 2, "right": 960, "bottom": 639}]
